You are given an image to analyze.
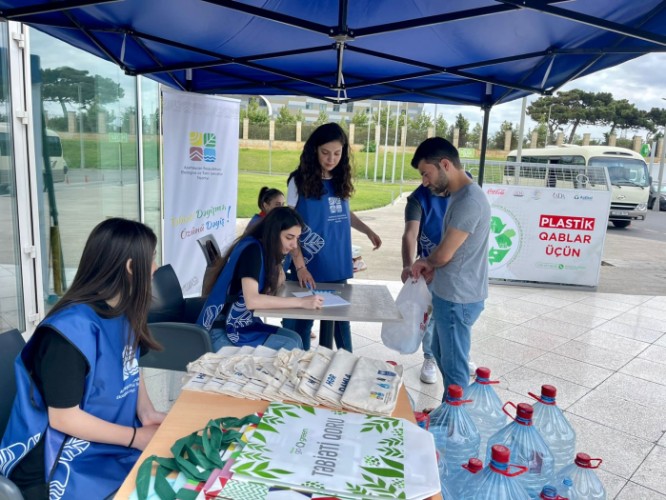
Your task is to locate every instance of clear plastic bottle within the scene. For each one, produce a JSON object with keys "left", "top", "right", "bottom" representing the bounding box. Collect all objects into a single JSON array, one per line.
[
  {"left": 466, "top": 366, "right": 507, "bottom": 459},
  {"left": 436, "top": 452, "right": 453, "bottom": 499},
  {"left": 461, "top": 445, "right": 531, "bottom": 500},
  {"left": 555, "top": 453, "right": 606, "bottom": 500},
  {"left": 486, "top": 402, "right": 555, "bottom": 499},
  {"left": 558, "top": 476, "right": 574, "bottom": 500},
  {"left": 530, "top": 384, "right": 576, "bottom": 472},
  {"left": 428, "top": 384, "right": 480, "bottom": 485},
  {"left": 540, "top": 484, "right": 568, "bottom": 499},
  {"left": 449, "top": 457, "right": 483, "bottom": 498}
]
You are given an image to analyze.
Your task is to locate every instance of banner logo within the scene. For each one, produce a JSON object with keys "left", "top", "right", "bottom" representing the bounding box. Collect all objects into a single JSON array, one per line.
[
  {"left": 189, "top": 131, "right": 217, "bottom": 162},
  {"left": 488, "top": 207, "right": 521, "bottom": 268}
]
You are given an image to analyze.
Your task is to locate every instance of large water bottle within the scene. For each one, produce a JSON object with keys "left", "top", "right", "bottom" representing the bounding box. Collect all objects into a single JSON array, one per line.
[
  {"left": 486, "top": 402, "right": 555, "bottom": 499},
  {"left": 530, "top": 384, "right": 576, "bottom": 472},
  {"left": 428, "top": 384, "right": 480, "bottom": 485},
  {"left": 555, "top": 453, "right": 606, "bottom": 500},
  {"left": 461, "top": 444, "right": 530, "bottom": 500},
  {"left": 436, "top": 452, "right": 453, "bottom": 499},
  {"left": 449, "top": 457, "right": 483, "bottom": 498},
  {"left": 540, "top": 484, "right": 568, "bottom": 499},
  {"left": 466, "top": 366, "right": 507, "bottom": 459}
]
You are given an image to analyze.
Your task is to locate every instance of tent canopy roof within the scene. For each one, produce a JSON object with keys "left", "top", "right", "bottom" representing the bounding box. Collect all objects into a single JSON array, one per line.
[{"left": 2, "top": 0, "right": 665, "bottom": 106}]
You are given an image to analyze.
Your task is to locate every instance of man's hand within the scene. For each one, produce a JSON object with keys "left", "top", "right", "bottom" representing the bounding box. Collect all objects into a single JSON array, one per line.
[{"left": 411, "top": 258, "right": 434, "bottom": 283}]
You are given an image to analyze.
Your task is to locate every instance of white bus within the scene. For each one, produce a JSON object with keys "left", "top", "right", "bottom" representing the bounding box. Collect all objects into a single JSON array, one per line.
[
  {"left": 0, "top": 123, "right": 68, "bottom": 192},
  {"left": 506, "top": 145, "right": 650, "bottom": 228}
]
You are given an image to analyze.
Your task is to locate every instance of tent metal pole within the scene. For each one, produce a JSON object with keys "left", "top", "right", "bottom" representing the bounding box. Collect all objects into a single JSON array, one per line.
[{"left": 478, "top": 105, "right": 491, "bottom": 187}]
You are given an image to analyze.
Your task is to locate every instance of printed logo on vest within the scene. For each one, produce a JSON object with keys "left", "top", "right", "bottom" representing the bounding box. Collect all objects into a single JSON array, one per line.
[
  {"left": 419, "top": 234, "right": 437, "bottom": 257},
  {"left": 122, "top": 345, "right": 139, "bottom": 381},
  {"left": 202, "top": 304, "right": 224, "bottom": 330},
  {"left": 189, "top": 131, "right": 217, "bottom": 163},
  {"left": 299, "top": 224, "right": 325, "bottom": 263},
  {"left": 328, "top": 196, "right": 343, "bottom": 214}
]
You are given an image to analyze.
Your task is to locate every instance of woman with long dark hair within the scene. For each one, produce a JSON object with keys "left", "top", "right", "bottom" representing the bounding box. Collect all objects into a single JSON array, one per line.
[
  {"left": 285, "top": 123, "right": 382, "bottom": 352},
  {"left": 199, "top": 206, "right": 323, "bottom": 351},
  {"left": 0, "top": 218, "right": 166, "bottom": 499}
]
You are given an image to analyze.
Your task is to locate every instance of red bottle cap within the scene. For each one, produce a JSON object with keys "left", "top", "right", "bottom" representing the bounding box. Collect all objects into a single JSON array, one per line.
[
  {"left": 541, "top": 384, "right": 557, "bottom": 398},
  {"left": 466, "top": 458, "right": 483, "bottom": 473},
  {"left": 575, "top": 452, "right": 592, "bottom": 466},
  {"left": 491, "top": 444, "right": 510, "bottom": 463},
  {"left": 448, "top": 384, "right": 463, "bottom": 399},
  {"left": 476, "top": 367, "right": 491, "bottom": 379},
  {"left": 516, "top": 402, "right": 534, "bottom": 421}
]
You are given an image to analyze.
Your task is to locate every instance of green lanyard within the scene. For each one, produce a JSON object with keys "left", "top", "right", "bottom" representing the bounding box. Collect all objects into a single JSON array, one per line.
[{"left": 135, "top": 414, "right": 261, "bottom": 500}]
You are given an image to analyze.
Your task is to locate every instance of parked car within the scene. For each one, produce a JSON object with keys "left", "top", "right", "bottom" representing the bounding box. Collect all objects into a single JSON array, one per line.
[{"left": 648, "top": 181, "right": 666, "bottom": 210}]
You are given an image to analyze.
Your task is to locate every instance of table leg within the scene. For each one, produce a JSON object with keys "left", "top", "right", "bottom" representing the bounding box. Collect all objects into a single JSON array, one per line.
[{"left": 319, "top": 320, "right": 335, "bottom": 348}]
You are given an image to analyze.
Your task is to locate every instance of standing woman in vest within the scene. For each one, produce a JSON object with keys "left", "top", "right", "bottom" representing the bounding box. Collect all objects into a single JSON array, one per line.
[
  {"left": 0, "top": 218, "right": 166, "bottom": 499},
  {"left": 285, "top": 123, "right": 382, "bottom": 352},
  {"left": 199, "top": 206, "right": 323, "bottom": 352},
  {"left": 247, "top": 186, "right": 285, "bottom": 230}
]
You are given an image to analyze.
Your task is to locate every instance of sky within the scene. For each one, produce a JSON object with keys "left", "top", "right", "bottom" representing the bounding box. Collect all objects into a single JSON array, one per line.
[{"left": 425, "top": 52, "right": 666, "bottom": 144}]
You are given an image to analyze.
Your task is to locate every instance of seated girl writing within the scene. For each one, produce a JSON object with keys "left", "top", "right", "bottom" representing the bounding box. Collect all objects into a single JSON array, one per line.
[{"left": 198, "top": 206, "right": 323, "bottom": 352}]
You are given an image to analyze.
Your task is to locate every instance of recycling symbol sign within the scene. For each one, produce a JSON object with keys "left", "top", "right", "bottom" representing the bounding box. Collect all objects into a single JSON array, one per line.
[{"left": 488, "top": 208, "right": 520, "bottom": 268}]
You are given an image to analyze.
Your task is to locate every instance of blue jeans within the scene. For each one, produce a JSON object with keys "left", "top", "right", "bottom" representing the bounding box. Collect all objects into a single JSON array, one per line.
[
  {"left": 422, "top": 316, "right": 435, "bottom": 359},
  {"left": 282, "top": 278, "right": 352, "bottom": 352},
  {"left": 210, "top": 327, "right": 302, "bottom": 352},
  {"left": 431, "top": 294, "right": 484, "bottom": 397}
]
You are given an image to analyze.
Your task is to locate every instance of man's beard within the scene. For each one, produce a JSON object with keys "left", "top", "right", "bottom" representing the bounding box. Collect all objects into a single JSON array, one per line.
[{"left": 429, "top": 171, "right": 449, "bottom": 194}]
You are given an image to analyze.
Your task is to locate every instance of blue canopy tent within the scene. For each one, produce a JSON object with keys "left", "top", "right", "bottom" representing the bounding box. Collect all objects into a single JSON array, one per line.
[{"left": 2, "top": 0, "right": 665, "bottom": 179}]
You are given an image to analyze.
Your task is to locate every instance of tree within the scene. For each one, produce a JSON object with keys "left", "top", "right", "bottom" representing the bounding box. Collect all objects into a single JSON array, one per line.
[
  {"left": 491, "top": 121, "right": 517, "bottom": 150},
  {"left": 646, "top": 107, "right": 666, "bottom": 141},
  {"left": 351, "top": 109, "right": 369, "bottom": 127},
  {"left": 434, "top": 114, "right": 448, "bottom": 137},
  {"left": 41, "top": 67, "right": 124, "bottom": 119},
  {"left": 409, "top": 112, "right": 432, "bottom": 132},
  {"left": 449, "top": 113, "right": 470, "bottom": 147},
  {"left": 276, "top": 106, "right": 296, "bottom": 125},
  {"left": 468, "top": 123, "right": 482, "bottom": 148},
  {"left": 314, "top": 110, "right": 329, "bottom": 126},
  {"left": 600, "top": 98, "right": 647, "bottom": 137},
  {"left": 240, "top": 97, "right": 269, "bottom": 123}
]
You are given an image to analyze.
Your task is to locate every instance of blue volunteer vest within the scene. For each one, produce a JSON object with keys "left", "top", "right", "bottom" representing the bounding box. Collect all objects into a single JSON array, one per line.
[
  {"left": 197, "top": 237, "right": 271, "bottom": 346},
  {"left": 412, "top": 185, "right": 448, "bottom": 258},
  {"left": 293, "top": 179, "right": 353, "bottom": 282},
  {"left": 0, "top": 304, "right": 141, "bottom": 499}
]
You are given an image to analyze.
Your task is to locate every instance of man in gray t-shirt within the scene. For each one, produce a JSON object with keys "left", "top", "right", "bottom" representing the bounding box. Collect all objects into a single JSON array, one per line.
[{"left": 410, "top": 137, "right": 490, "bottom": 395}]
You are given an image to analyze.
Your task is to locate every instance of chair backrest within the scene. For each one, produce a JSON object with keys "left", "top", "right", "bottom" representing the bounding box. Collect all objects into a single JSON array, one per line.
[
  {"left": 140, "top": 323, "right": 212, "bottom": 372},
  {"left": 148, "top": 264, "right": 186, "bottom": 323},
  {"left": 0, "top": 329, "right": 26, "bottom": 438}
]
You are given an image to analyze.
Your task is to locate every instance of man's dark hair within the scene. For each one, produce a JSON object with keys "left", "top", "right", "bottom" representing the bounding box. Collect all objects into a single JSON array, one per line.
[{"left": 411, "top": 137, "right": 462, "bottom": 170}]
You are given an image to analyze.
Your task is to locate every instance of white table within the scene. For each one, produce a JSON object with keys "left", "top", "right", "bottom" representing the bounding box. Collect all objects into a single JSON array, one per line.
[{"left": 255, "top": 281, "right": 402, "bottom": 348}]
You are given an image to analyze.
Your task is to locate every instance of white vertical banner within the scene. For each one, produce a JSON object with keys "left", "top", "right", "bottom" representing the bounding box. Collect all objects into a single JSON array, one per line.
[{"left": 162, "top": 88, "right": 239, "bottom": 296}]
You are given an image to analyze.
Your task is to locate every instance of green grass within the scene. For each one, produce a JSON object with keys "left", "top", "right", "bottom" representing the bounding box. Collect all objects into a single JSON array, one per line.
[{"left": 236, "top": 172, "right": 416, "bottom": 217}]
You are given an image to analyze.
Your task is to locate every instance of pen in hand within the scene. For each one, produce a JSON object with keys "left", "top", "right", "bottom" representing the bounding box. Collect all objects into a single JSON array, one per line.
[{"left": 305, "top": 282, "right": 316, "bottom": 296}]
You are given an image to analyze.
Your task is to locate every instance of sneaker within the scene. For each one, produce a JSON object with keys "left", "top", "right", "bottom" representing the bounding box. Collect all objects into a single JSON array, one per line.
[
  {"left": 468, "top": 360, "right": 477, "bottom": 376},
  {"left": 420, "top": 358, "right": 438, "bottom": 384}
]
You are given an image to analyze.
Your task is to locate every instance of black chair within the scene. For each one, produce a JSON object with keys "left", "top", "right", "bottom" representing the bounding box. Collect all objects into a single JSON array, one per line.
[
  {"left": 0, "top": 329, "right": 27, "bottom": 499},
  {"left": 148, "top": 264, "right": 206, "bottom": 324},
  {"left": 140, "top": 322, "right": 212, "bottom": 372},
  {"left": 143, "top": 264, "right": 213, "bottom": 373},
  {"left": 0, "top": 329, "right": 26, "bottom": 439}
]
